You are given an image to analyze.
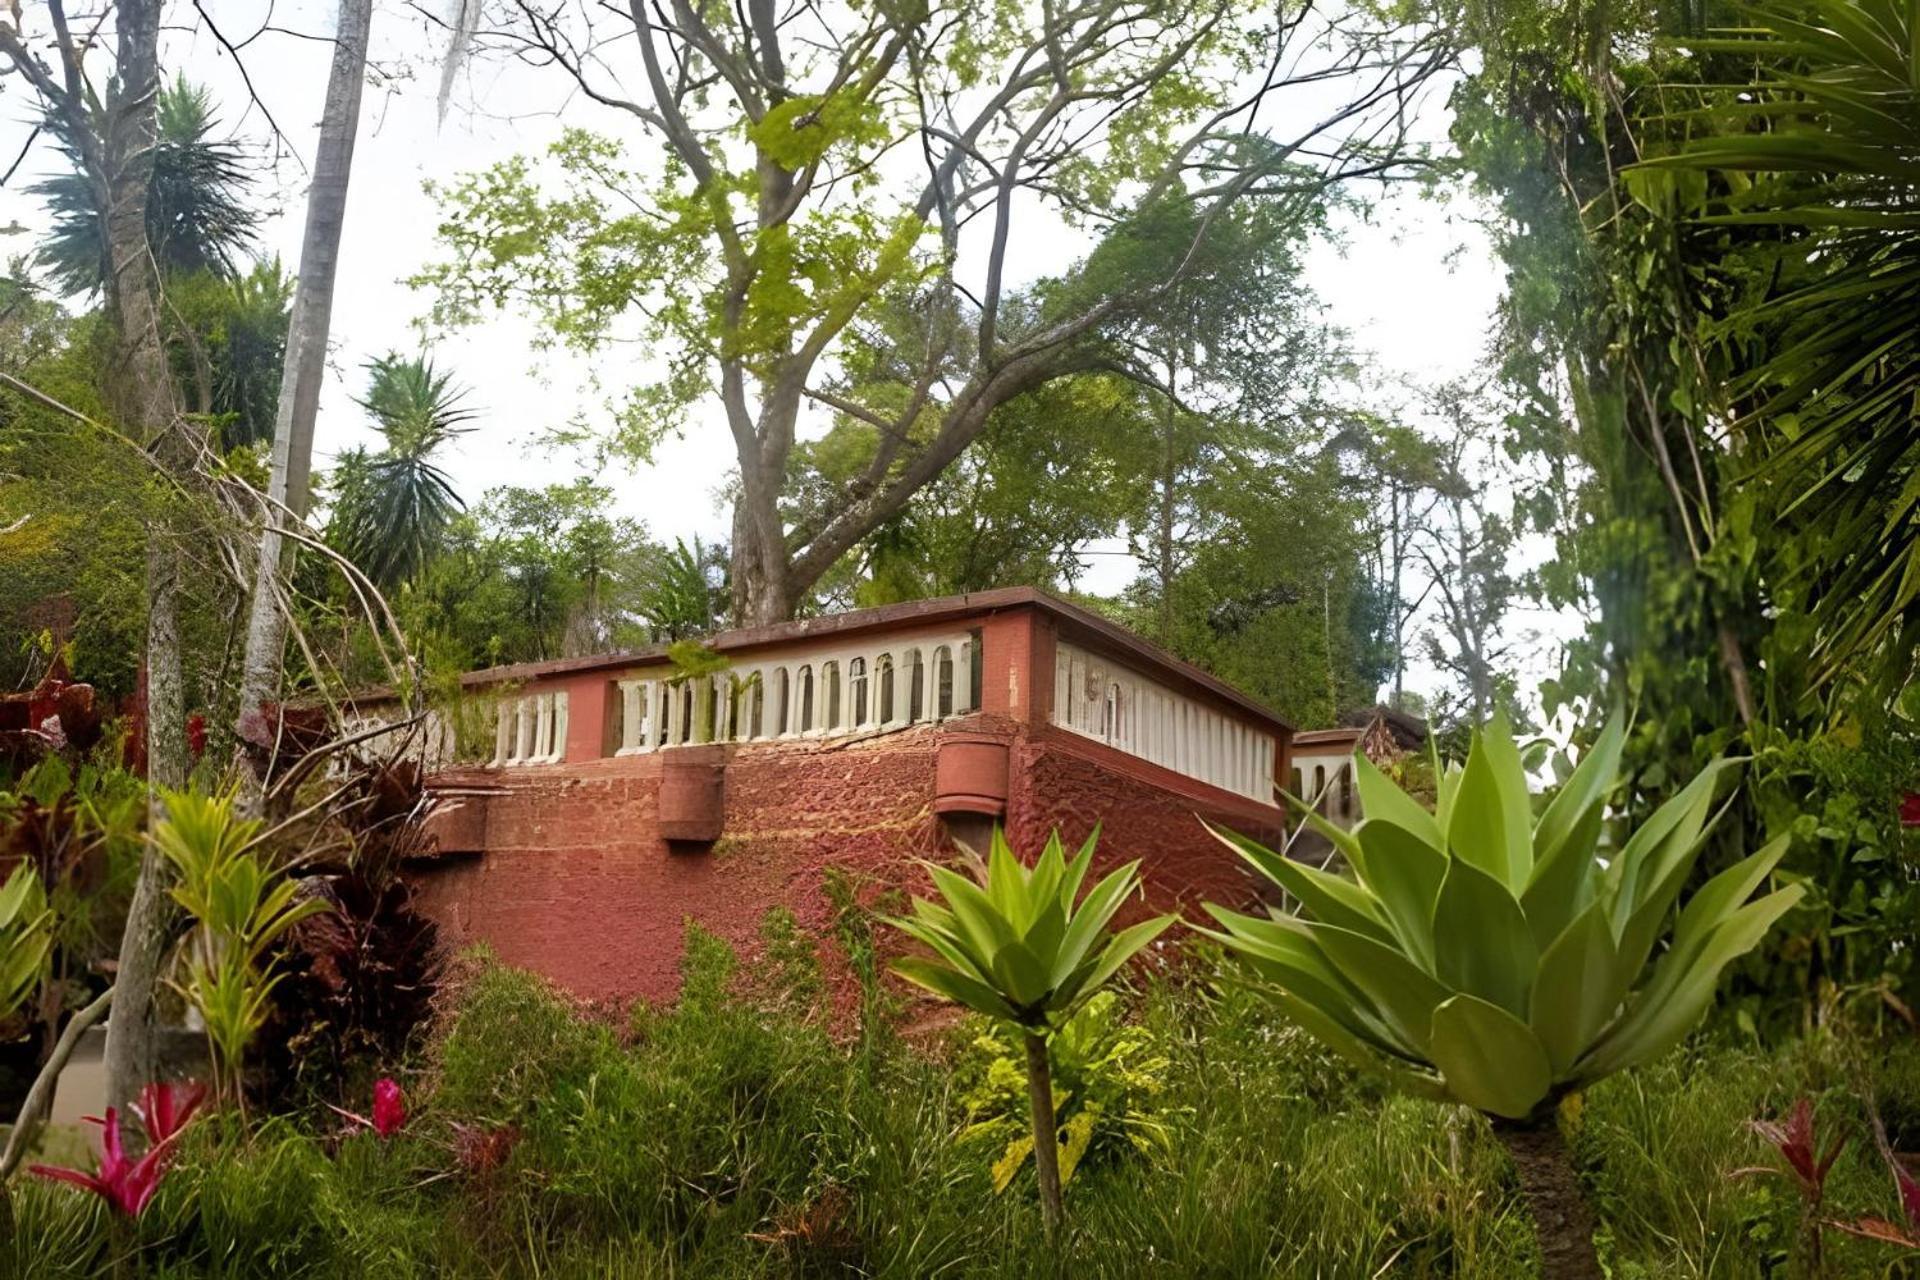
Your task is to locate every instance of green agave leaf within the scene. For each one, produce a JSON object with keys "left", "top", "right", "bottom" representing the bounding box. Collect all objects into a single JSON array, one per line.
[
  {"left": 926, "top": 863, "right": 1021, "bottom": 965},
  {"left": 1528, "top": 900, "right": 1620, "bottom": 1076},
  {"left": 1259, "top": 986, "right": 1450, "bottom": 1101},
  {"left": 1667, "top": 835, "right": 1794, "bottom": 968},
  {"left": 889, "top": 911, "right": 994, "bottom": 984},
  {"left": 1574, "top": 885, "right": 1805, "bottom": 1082},
  {"left": 1532, "top": 711, "right": 1624, "bottom": 872},
  {"left": 1428, "top": 993, "right": 1554, "bottom": 1120},
  {"left": 1200, "top": 906, "right": 1379, "bottom": 1038},
  {"left": 1447, "top": 728, "right": 1521, "bottom": 888},
  {"left": 1203, "top": 821, "right": 1392, "bottom": 943},
  {"left": 986, "top": 827, "right": 1029, "bottom": 928},
  {"left": 1023, "top": 898, "right": 1068, "bottom": 969},
  {"left": 1066, "top": 914, "right": 1176, "bottom": 1007},
  {"left": 1277, "top": 791, "right": 1363, "bottom": 866},
  {"left": 1312, "top": 923, "right": 1453, "bottom": 1056},
  {"left": 1351, "top": 819, "right": 1448, "bottom": 970},
  {"left": 1050, "top": 861, "right": 1142, "bottom": 987},
  {"left": 1521, "top": 801, "right": 1604, "bottom": 951},
  {"left": 1609, "top": 759, "right": 1737, "bottom": 920},
  {"left": 1478, "top": 711, "right": 1536, "bottom": 888},
  {"left": 1605, "top": 796, "right": 1739, "bottom": 1007},
  {"left": 990, "top": 940, "right": 1053, "bottom": 1007},
  {"left": 1351, "top": 753, "right": 1445, "bottom": 850},
  {"left": 1432, "top": 856, "right": 1538, "bottom": 1018},
  {"left": 1058, "top": 824, "right": 1101, "bottom": 910},
  {"left": 892, "top": 956, "right": 1023, "bottom": 1024}
]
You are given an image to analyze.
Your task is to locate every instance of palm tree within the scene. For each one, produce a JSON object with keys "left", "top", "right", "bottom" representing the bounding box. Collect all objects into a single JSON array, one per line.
[
  {"left": 35, "top": 75, "right": 257, "bottom": 296},
  {"left": 329, "top": 354, "right": 474, "bottom": 590},
  {"left": 1647, "top": 0, "right": 1920, "bottom": 680}
]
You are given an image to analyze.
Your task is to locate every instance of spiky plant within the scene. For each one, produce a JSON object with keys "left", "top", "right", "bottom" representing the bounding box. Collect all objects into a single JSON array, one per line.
[
  {"left": 35, "top": 75, "right": 258, "bottom": 295},
  {"left": 885, "top": 828, "right": 1174, "bottom": 1234},
  {"left": 329, "top": 352, "right": 474, "bottom": 589},
  {"left": 1201, "top": 713, "right": 1802, "bottom": 1279}
]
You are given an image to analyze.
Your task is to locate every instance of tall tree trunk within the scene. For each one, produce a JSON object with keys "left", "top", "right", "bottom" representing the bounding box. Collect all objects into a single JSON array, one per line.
[
  {"left": 237, "top": 0, "right": 374, "bottom": 733},
  {"left": 1022, "top": 1031, "right": 1063, "bottom": 1237},
  {"left": 730, "top": 466, "right": 795, "bottom": 626},
  {"left": 98, "top": 0, "right": 190, "bottom": 1120},
  {"left": 1493, "top": 1116, "right": 1604, "bottom": 1280}
]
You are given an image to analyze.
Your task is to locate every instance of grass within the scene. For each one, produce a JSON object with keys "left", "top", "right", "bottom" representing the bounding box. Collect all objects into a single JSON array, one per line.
[{"left": 8, "top": 927, "right": 1919, "bottom": 1279}]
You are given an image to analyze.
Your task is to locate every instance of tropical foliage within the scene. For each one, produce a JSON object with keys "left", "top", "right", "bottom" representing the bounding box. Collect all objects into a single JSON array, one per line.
[
  {"left": 328, "top": 354, "right": 476, "bottom": 591},
  {"left": 885, "top": 829, "right": 1174, "bottom": 1230},
  {"left": 154, "top": 791, "right": 330, "bottom": 1097},
  {"left": 1206, "top": 714, "right": 1803, "bottom": 1117}
]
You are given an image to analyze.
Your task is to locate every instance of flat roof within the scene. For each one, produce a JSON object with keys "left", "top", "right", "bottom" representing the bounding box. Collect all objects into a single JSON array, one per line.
[{"left": 454, "top": 587, "right": 1294, "bottom": 733}]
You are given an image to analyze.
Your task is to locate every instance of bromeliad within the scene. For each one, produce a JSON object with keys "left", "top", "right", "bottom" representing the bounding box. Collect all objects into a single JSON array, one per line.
[{"left": 28, "top": 1080, "right": 207, "bottom": 1217}]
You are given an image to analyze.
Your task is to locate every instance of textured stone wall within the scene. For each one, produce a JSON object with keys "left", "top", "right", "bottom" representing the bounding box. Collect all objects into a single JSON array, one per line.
[{"left": 408, "top": 717, "right": 1286, "bottom": 1011}]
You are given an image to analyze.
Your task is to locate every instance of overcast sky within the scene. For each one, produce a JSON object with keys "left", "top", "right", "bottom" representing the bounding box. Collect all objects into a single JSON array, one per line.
[{"left": 0, "top": 1, "right": 1573, "bottom": 713}]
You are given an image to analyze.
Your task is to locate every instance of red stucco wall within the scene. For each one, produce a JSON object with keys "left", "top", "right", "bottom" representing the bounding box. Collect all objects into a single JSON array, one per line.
[{"left": 408, "top": 716, "right": 1285, "bottom": 1011}]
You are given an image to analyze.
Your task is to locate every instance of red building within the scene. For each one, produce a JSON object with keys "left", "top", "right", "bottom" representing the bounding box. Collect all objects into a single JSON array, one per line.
[{"left": 396, "top": 588, "right": 1294, "bottom": 1006}]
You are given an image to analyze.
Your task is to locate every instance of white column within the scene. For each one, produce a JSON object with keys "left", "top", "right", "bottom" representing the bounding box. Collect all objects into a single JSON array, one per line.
[
  {"left": 493, "top": 700, "right": 512, "bottom": 765},
  {"left": 514, "top": 696, "right": 534, "bottom": 763},
  {"left": 956, "top": 641, "right": 973, "bottom": 713}
]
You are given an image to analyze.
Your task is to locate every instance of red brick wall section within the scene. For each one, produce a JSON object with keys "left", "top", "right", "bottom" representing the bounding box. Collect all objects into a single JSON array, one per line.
[
  {"left": 1004, "top": 729, "right": 1282, "bottom": 922},
  {"left": 407, "top": 718, "right": 1286, "bottom": 1013},
  {"left": 409, "top": 730, "right": 948, "bottom": 1011}
]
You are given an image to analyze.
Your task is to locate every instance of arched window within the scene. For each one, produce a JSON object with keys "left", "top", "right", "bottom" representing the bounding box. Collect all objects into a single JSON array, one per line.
[
  {"left": 1339, "top": 764, "right": 1353, "bottom": 817},
  {"left": 1312, "top": 765, "right": 1327, "bottom": 809},
  {"left": 876, "top": 652, "right": 895, "bottom": 723},
  {"left": 848, "top": 657, "right": 868, "bottom": 726},
  {"left": 904, "top": 649, "right": 925, "bottom": 722},
  {"left": 1293, "top": 766, "right": 1306, "bottom": 797},
  {"left": 680, "top": 681, "right": 697, "bottom": 744},
  {"left": 796, "top": 664, "right": 815, "bottom": 733},
  {"left": 933, "top": 646, "right": 955, "bottom": 718},
  {"left": 769, "top": 667, "right": 789, "bottom": 736},
  {"left": 821, "top": 661, "right": 841, "bottom": 731}
]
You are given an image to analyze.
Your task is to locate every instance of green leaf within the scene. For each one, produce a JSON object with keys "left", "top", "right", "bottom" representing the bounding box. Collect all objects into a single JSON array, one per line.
[
  {"left": 1575, "top": 886, "right": 1805, "bottom": 1081},
  {"left": 1312, "top": 923, "right": 1454, "bottom": 1055},
  {"left": 1521, "top": 801, "right": 1604, "bottom": 951},
  {"left": 1528, "top": 901, "right": 1620, "bottom": 1075},
  {"left": 1203, "top": 821, "right": 1392, "bottom": 943},
  {"left": 1351, "top": 753, "right": 1445, "bottom": 850},
  {"left": 1431, "top": 857, "right": 1539, "bottom": 1018},
  {"left": 1351, "top": 819, "right": 1448, "bottom": 969},
  {"left": 892, "top": 956, "right": 1021, "bottom": 1023},
  {"left": 1532, "top": 711, "right": 1624, "bottom": 871},
  {"left": 1429, "top": 993, "right": 1554, "bottom": 1119},
  {"left": 1448, "top": 729, "right": 1519, "bottom": 887}
]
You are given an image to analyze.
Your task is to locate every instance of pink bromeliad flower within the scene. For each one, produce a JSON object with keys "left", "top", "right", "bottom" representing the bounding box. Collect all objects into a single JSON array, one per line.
[
  {"left": 329, "top": 1076, "right": 406, "bottom": 1140},
  {"left": 29, "top": 1081, "right": 208, "bottom": 1217},
  {"left": 372, "top": 1077, "right": 405, "bottom": 1138}
]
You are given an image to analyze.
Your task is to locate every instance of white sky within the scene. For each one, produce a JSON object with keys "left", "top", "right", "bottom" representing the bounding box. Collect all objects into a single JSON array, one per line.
[{"left": 0, "top": 1, "right": 1574, "bottom": 713}]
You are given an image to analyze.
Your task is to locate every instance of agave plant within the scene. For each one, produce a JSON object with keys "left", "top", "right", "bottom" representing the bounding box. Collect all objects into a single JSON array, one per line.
[
  {"left": 1202, "top": 713, "right": 1802, "bottom": 1279},
  {"left": 885, "top": 828, "right": 1174, "bottom": 1233}
]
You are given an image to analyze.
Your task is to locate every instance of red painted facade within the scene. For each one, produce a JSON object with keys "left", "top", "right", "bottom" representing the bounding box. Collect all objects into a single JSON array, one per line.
[{"left": 404, "top": 589, "right": 1293, "bottom": 1008}]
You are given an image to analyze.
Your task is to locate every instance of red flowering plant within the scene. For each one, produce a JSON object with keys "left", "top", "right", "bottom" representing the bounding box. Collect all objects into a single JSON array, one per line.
[
  {"left": 29, "top": 1080, "right": 208, "bottom": 1216},
  {"left": 1738, "top": 1097, "right": 1849, "bottom": 1271},
  {"left": 328, "top": 1076, "right": 407, "bottom": 1140},
  {"left": 1831, "top": 1115, "right": 1920, "bottom": 1252}
]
